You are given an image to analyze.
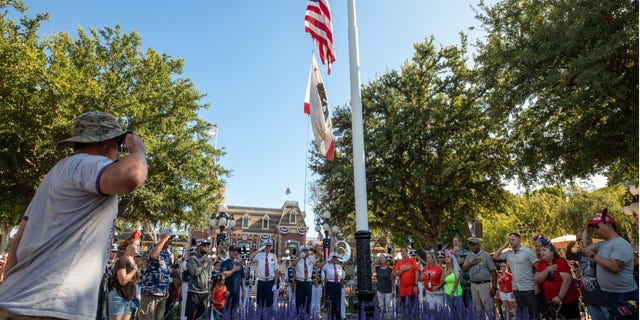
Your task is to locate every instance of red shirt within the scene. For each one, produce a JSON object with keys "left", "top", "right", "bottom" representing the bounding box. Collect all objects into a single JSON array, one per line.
[
  {"left": 394, "top": 258, "right": 419, "bottom": 296},
  {"left": 212, "top": 284, "right": 227, "bottom": 310},
  {"left": 498, "top": 271, "right": 513, "bottom": 293},
  {"left": 536, "top": 258, "right": 579, "bottom": 304},
  {"left": 421, "top": 265, "right": 442, "bottom": 292}
]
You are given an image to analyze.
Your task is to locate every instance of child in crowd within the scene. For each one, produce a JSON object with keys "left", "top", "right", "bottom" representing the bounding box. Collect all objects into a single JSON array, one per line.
[
  {"left": 211, "top": 274, "right": 229, "bottom": 319},
  {"left": 497, "top": 263, "right": 516, "bottom": 320}
]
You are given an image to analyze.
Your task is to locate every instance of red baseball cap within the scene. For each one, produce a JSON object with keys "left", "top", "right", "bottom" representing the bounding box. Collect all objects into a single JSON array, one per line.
[{"left": 588, "top": 213, "right": 616, "bottom": 225}]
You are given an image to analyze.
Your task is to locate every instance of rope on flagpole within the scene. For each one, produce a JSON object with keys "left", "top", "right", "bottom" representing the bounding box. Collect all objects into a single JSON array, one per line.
[
  {"left": 303, "top": 49, "right": 315, "bottom": 216},
  {"left": 304, "top": 107, "right": 309, "bottom": 214}
]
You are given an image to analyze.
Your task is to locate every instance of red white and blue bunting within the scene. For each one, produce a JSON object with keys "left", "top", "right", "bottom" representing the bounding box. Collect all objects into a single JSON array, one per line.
[
  {"left": 297, "top": 227, "right": 307, "bottom": 235},
  {"left": 279, "top": 226, "right": 290, "bottom": 235}
]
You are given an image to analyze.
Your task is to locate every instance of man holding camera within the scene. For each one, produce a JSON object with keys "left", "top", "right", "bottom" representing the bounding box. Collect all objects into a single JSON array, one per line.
[{"left": 140, "top": 229, "right": 175, "bottom": 320}]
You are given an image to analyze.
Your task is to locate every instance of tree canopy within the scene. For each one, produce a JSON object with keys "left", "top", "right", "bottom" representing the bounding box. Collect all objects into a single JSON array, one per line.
[
  {"left": 310, "top": 36, "right": 512, "bottom": 249},
  {"left": 309, "top": 0, "right": 638, "bottom": 249},
  {"left": 0, "top": 2, "right": 228, "bottom": 250},
  {"left": 475, "top": 0, "right": 638, "bottom": 185}
]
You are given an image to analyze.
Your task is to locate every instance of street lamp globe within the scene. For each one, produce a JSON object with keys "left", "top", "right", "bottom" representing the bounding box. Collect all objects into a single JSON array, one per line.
[
  {"left": 331, "top": 225, "right": 340, "bottom": 234},
  {"left": 322, "top": 211, "right": 331, "bottom": 220},
  {"left": 228, "top": 216, "right": 236, "bottom": 228},
  {"left": 322, "top": 223, "right": 330, "bottom": 232},
  {"left": 218, "top": 216, "right": 227, "bottom": 229}
]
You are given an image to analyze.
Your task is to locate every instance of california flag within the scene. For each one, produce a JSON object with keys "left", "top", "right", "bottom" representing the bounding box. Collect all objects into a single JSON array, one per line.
[{"left": 304, "top": 55, "right": 335, "bottom": 160}]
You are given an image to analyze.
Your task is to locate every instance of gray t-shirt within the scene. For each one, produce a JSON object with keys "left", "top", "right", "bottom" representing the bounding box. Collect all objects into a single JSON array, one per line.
[
  {"left": 595, "top": 237, "right": 636, "bottom": 293},
  {"left": 464, "top": 250, "right": 496, "bottom": 283},
  {"left": 375, "top": 266, "right": 393, "bottom": 293},
  {"left": 0, "top": 154, "right": 117, "bottom": 320}
]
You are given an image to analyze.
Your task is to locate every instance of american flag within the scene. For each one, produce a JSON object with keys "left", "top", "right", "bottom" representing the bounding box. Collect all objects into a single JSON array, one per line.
[{"left": 304, "top": 0, "right": 336, "bottom": 74}]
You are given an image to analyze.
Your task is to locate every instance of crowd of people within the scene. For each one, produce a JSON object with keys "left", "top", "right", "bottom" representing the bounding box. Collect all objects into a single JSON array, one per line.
[
  {"left": 0, "top": 111, "right": 636, "bottom": 320},
  {"left": 94, "top": 233, "right": 351, "bottom": 320},
  {"left": 371, "top": 209, "right": 638, "bottom": 320}
]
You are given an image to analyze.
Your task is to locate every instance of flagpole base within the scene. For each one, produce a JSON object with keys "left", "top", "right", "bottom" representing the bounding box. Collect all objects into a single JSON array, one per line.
[{"left": 354, "top": 230, "right": 374, "bottom": 319}]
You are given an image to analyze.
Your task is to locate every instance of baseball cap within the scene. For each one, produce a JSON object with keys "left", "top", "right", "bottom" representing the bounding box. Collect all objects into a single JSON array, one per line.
[
  {"left": 468, "top": 237, "right": 481, "bottom": 244},
  {"left": 264, "top": 239, "right": 273, "bottom": 246},
  {"left": 198, "top": 239, "right": 211, "bottom": 246},
  {"left": 57, "top": 111, "right": 128, "bottom": 148},
  {"left": 588, "top": 213, "right": 616, "bottom": 225},
  {"left": 189, "top": 247, "right": 197, "bottom": 254},
  {"left": 228, "top": 245, "right": 239, "bottom": 251},
  {"left": 409, "top": 249, "right": 417, "bottom": 256},
  {"left": 329, "top": 252, "right": 339, "bottom": 259},
  {"left": 300, "top": 245, "right": 309, "bottom": 251}
]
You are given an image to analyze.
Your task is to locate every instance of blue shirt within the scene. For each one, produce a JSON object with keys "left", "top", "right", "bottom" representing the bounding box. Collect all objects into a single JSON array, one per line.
[
  {"left": 221, "top": 259, "right": 244, "bottom": 294},
  {"left": 141, "top": 244, "right": 173, "bottom": 296}
]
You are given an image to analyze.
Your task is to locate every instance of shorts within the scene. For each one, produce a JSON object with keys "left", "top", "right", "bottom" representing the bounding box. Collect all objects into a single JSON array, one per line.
[
  {"left": 109, "top": 290, "right": 134, "bottom": 316},
  {"left": 499, "top": 291, "right": 516, "bottom": 302}
]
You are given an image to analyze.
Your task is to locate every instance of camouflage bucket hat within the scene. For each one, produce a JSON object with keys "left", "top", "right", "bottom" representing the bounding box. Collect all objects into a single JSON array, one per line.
[{"left": 57, "top": 111, "right": 126, "bottom": 148}]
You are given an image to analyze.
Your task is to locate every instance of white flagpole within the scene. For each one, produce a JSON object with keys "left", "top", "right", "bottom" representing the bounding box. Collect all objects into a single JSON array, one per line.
[
  {"left": 347, "top": 1, "right": 367, "bottom": 232},
  {"left": 347, "top": 0, "right": 374, "bottom": 317}
]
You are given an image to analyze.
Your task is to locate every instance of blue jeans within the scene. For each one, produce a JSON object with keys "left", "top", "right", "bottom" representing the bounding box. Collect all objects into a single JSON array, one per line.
[
  {"left": 445, "top": 294, "right": 464, "bottom": 311},
  {"left": 604, "top": 290, "right": 639, "bottom": 318},
  {"left": 587, "top": 304, "right": 610, "bottom": 320},
  {"left": 108, "top": 290, "right": 133, "bottom": 316}
]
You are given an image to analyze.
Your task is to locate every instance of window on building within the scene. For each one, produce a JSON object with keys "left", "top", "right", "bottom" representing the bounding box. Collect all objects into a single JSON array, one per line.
[
  {"left": 289, "top": 211, "right": 296, "bottom": 224},
  {"left": 285, "top": 241, "right": 299, "bottom": 256},
  {"left": 262, "top": 216, "right": 270, "bottom": 230},
  {"left": 242, "top": 214, "right": 249, "bottom": 229}
]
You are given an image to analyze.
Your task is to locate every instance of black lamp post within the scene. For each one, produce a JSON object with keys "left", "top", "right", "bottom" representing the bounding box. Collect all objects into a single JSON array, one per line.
[{"left": 210, "top": 204, "right": 236, "bottom": 254}]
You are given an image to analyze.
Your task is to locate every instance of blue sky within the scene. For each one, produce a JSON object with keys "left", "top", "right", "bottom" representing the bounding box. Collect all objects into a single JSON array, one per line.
[{"left": 20, "top": 1, "right": 496, "bottom": 233}]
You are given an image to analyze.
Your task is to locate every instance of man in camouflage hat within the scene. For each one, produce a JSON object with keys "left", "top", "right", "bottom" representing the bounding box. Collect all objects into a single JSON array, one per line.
[{"left": 0, "top": 111, "right": 148, "bottom": 320}]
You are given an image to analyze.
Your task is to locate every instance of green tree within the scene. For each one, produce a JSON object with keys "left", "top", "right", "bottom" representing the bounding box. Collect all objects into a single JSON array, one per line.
[
  {"left": 475, "top": 0, "right": 639, "bottom": 185},
  {"left": 0, "top": 1, "right": 229, "bottom": 250},
  {"left": 310, "top": 36, "right": 512, "bottom": 249},
  {"left": 481, "top": 184, "right": 638, "bottom": 252},
  {"left": 0, "top": 1, "right": 52, "bottom": 251}
]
